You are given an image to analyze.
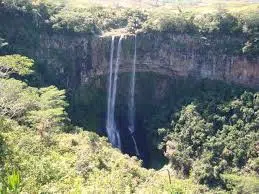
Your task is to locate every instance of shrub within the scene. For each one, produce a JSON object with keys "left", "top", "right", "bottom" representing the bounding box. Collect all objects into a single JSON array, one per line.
[
  {"left": 143, "top": 9, "right": 194, "bottom": 33},
  {"left": 193, "top": 9, "right": 239, "bottom": 34},
  {"left": 0, "top": 55, "right": 34, "bottom": 78},
  {"left": 222, "top": 174, "right": 259, "bottom": 193},
  {"left": 0, "top": 78, "right": 38, "bottom": 120}
]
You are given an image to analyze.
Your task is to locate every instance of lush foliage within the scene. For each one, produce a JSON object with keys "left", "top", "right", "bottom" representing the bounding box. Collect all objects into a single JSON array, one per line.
[
  {"left": 49, "top": 5, "right": 148, "bottom": 34},
  {"left": 222, "top": 174, "right": 259, "bottom": 193},
  {"left": 0, "top": 118, "right": 207, "bottom": 193},
  {"left": 0, "top": 78, "right": 37, "bottom": 119},
  {"left": 0, "top": 53, "right": 206, "bottom": 193},
  {"left": 2, "top": 1, "right": 258, "bottom": 34},
  {"left": 160, "top": 90, "right": 259, "bottom": 190},
  {"left": 2, "top": 0, "right": 258, "bottom": 56},
  {"left": 0, "top": 81, "right": 68, "bottom": 138},
  {"left": 27, "top": 86, "right": 68, "bottom": 137},
  {"left": 0, "top": 55, "right": 33, "bottom": 78}
]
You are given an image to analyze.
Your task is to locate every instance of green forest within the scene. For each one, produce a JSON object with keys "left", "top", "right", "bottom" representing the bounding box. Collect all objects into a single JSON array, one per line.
[{"left": 0, "top": 0, "right": 259, "bottom": 193}]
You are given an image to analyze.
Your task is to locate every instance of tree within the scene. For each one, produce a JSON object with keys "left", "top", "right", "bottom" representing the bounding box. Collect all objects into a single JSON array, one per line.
[
  {"left": 164, "top": 104, "right": 213, "bottom": 175},
  {"left": 0, "top": 55, "right": 34, "bottom": 78},
  {"left": 0, "top": 78, "right": 38, "bottom": 119},
  {"left": 27, "top": 86, "right": 68, "bottom": 137}
]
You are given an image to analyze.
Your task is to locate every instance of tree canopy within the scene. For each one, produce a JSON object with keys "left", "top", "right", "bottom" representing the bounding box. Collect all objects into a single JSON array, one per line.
[{"left": 0, "top": 55, "right": 34, "bottom": 78}]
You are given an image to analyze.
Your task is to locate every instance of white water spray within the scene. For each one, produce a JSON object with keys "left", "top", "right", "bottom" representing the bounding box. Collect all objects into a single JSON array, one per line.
[
  {"left": 106, "top": 35, "right": 123, "bottom": 149},
  {"left": 128, "top": 35, "right": 140, "bottom": 156}
]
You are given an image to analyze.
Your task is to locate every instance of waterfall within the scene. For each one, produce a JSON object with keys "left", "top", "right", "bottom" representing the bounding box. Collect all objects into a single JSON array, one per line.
[
  {"left": 106, "top": 34, "right": 140, "bottom": 155},
  {"left": 106, "top": 36, "right": 114, "bottom": 132},
  {"left": 106, "top": 35, "right": 123, "bottom": 149},
  {"left": 128, "top": 35, "right": 140, "bottom": 156}
]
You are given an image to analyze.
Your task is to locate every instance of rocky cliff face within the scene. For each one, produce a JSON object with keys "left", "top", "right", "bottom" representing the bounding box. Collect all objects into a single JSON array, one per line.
[
  {"left": 1, "top": 6, "right": 259, "bottom": 89},
  {"left": 34, "top": 33, "right": 91, "bottom": 88},
  {"left": 36, "top": 32, "right": 259, "bottom": 89},
  {"left": 87, "top": 33, "right": 259, "bottom": 88}
]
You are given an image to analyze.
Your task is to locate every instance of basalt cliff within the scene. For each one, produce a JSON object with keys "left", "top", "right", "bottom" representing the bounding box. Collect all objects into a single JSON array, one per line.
[
  {"left": 1, "top": 6, "right": 259, "bottom": 89},
  {"left": 32, "top": 32, "right": 259, "bottom": 89}
]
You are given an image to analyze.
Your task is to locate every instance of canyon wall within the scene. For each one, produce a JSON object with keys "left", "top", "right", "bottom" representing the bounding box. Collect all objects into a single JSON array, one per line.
[
  {"left": 1, "top": 6, "right": 259, "bottom": 89},
  {"left": 88, "top": 33, "right": 259, "bottom": 88},
  {"left": 35, "top": 32, "right": 259, "bottom": 89}
]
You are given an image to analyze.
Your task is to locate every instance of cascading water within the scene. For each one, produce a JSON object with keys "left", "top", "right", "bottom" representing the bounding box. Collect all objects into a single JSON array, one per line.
[
  {"left": 128, "top": 35, "right": 140, "bottom": 156},
  {"left": 106, "top": 36, "right": 115, "bottom": 144},
  {"left": 106, "top": 35, "right": 123, "bottom": 149}
]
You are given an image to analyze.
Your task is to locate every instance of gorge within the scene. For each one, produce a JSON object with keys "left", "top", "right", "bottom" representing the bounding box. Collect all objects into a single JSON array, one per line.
[
  {"left": 35, "top": 31, "right": 259, "bottom": 165},
  {"left": 1, "top": 6, "right": 259, "bottom": 165},
  {"left": 0, "top": 1, "right": 259, "bottom": 192}
]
